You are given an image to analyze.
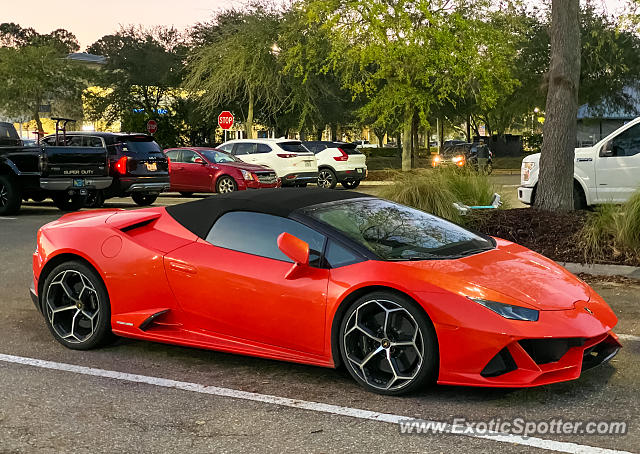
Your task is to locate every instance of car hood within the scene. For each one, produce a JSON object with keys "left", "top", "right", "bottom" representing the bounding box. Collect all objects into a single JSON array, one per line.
[
  {"left": 404, "top": 240, "right": 590, "bottom": 310},
  {"left": 218, "top": 162, "right": 274, "bottom": 172}
]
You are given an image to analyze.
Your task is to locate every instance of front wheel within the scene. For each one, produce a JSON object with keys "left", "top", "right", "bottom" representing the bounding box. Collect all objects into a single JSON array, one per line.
[
  {"left": 0, "top": 174, "right": 21, "bottom": 215},
  {"left": 41, "top": 261, "right": 113, "bottom": 350},
  {"left": 52, "top": 193, "right": 84, "bottom": 212},
  {"left": 341, "top": 180, "right": 360, "bottom": 189},
  {"left": 131, "top": 193, "right": 158, "bottom": 206},
  {"left": 216, "top": 176, "right": 237, "bottom": 194},
  {"left": 339, "top": 291, "right": 437, "bottom": 395}
]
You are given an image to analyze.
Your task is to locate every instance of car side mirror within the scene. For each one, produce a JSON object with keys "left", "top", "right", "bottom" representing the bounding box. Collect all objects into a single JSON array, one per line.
[
  {"left": 277, "top": 232, "right": 309, "bottom": 279},
  {"left": 600, "top": 141, "right": 614, "bottom": 157},
  {"left": 194, "top": 157, "right": 206, "bottom": 164}
]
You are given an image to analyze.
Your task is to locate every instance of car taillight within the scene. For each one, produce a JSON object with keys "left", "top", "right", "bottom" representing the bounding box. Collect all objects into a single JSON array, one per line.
[
  {"left": 166, "top": 156, "right": 171, "bottom": 174},
  {"left": 114, "top": 156, "right": 128, "bottom": 175},
  {"left": 333, "top": 148, "right": 349, "bottom": 161},
  {"left": 277, "top": 153, "right": 297, "bottom": 158}
]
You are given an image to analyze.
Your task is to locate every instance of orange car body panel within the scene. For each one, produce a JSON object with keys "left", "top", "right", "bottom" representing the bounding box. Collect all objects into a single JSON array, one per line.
[{"left": 32, "top": 207, "right": 620, "bottom": 387}]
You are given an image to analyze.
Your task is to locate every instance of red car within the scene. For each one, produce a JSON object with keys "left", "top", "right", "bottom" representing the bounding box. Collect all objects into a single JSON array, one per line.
[
  {"left": 164, "top": 147, "right": 280, "bottom": 195},
  {"left": 30, "top": 190, "right": 620, "bottom": 395}
]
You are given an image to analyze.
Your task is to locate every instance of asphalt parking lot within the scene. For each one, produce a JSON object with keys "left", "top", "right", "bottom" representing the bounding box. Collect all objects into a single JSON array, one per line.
[{"left": 1, "top": 190, "right": 639, "bottom": 453}]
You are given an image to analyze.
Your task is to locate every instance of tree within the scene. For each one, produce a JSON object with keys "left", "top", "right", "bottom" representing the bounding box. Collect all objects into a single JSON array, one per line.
[
  {"left": 85, "top": 26, "right": 187, "bottom": 146},
  {"left": 184, "top": 6, "right": 285, "bottom": 139},
  {"left": 535, "top": 0, "right": 581, "bottom": 212},
  {"left": 0, "top": 43, "right": 87, "bottom": 131},
  {"left": 308, "top": 0, "right": 516, "bottom": 170}
]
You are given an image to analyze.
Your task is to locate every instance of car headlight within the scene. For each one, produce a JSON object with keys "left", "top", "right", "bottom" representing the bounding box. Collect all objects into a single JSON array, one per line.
[
  {"left": 522, "top": 162, "right": 535, "bottom": 181},
  {"left": 241, "top": 169, "right": 253, "bottom": 181},
  {"left": 468, "top": 297, "right": 539, "bottom": 321}
]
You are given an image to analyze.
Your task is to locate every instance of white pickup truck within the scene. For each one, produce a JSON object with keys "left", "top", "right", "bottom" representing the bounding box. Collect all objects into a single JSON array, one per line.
[{"left": 518, "top": 117, "right": 640, "bottom": 209}]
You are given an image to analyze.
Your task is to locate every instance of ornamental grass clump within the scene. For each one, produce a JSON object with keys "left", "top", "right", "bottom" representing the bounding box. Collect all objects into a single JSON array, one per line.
[{"left": 379, "top": 167, "right": 503, "bottom": 223}]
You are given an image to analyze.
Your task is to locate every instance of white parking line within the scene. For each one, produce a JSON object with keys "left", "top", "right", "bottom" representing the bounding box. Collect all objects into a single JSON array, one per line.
[
  {"left": 618, "top": 333, "right": 640, "bottom": 342},
  {"left": 0, "top": 217, "right": 16, "bottom": 220},
  {"left": 0, "top": 353, "right": 631, "bottom": 454}
]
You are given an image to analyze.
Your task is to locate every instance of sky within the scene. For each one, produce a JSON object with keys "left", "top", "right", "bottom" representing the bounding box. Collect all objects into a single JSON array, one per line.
[
  {"left": 1, "top": 0, "right": 241, "bottom": 50},
  {"left": 0, "top": 0, "right": 633, "bottom": 51}
]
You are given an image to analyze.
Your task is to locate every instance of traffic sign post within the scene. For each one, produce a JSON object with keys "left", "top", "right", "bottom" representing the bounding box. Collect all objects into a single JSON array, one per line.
[
  {"left": 147, "top": 119, "right": 158, "bottom": 135},
  {"left": 218, "top": 111, "right": 234, "bottom": 142}
]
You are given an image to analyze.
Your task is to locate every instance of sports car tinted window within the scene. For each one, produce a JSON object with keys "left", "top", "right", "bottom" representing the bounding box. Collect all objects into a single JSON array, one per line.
[
  {"left": 206, "top": 212, "right": 326, "bottom": 265},
  {"left": 325, "top": 240, "right": 361, "bottom": 268},
  {"left": 302, "top": 198, "right": 493, "bottom": 260}
]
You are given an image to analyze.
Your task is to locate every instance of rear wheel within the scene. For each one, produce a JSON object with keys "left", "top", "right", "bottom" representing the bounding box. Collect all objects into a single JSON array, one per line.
[
  {"left": 131, "top": 192, "right": 158, "bottom": 206},
  {"left": 317, "top": 168, "right": 337, "bottom": 189},
  {"left": 216, "top": 176, "right": 237, "bottom": 194},
  {"left": 0, "top": 174, "right": 21, "bottom": 215},
  {"left": 52, "top": 193, "right": 84, "bottom": 212},
  {"left": 342, "top": 180, "right": 360, "bottom": 189},
  {"left": 41, "top": 260, "right": 113, "bottom": 350},
  {"left": 339, "top": 291, "right": 437, "bottom": 395}
]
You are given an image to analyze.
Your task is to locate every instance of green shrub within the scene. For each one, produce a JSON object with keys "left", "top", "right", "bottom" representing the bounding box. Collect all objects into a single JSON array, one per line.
[
  {"left": 618, "top": 190, "right": 640, "bottom": 251},
  {"left": 379, "top": 167, "right": 504, "bottom": 223},
  {"left": 579, "top": 190, "right": 640, "bottom": 262}
]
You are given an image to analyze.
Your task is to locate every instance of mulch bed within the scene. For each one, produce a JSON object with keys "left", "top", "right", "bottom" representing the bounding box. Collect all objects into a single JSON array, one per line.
[{"left": 466, "top": 208, "right": 640, "bottom": 267}]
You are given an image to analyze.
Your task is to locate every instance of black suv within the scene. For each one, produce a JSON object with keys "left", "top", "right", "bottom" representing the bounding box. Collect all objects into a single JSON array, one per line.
[{"left": 43, "top": 132, "right": 170, "bottom": 207}]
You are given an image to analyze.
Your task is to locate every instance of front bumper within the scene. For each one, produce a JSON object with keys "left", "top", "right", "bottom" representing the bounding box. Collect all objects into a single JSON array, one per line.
[
  {"left": 40, "top": 177, "right": 113, "bottom": 191},
  {"left": 281, "top": 171, "right": 318, "bottom": 186},
  {"left": 518, "top": 186, "right": 534, "bottom": 204},
  {"left": 432, "top": 292, "right": 621, "bottom": 388}
]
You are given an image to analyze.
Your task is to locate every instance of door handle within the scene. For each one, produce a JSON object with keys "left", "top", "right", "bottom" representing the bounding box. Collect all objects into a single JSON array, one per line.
[{"left": 168, "top": 261, "right": 197, "bottom": 275}]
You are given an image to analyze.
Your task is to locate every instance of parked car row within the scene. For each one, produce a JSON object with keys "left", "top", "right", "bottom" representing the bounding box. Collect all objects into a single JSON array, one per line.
[
  {"left": 1, "top": 127, "right": 368, "bottom": 214},
  {"left": 167, "top": 139, "right": 367, "bottom": 194}
]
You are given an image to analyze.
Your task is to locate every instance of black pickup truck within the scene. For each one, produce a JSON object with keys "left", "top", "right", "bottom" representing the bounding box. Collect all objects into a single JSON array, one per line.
[{"left": 0, "top": 120, "right": 112, "bottom": 215}]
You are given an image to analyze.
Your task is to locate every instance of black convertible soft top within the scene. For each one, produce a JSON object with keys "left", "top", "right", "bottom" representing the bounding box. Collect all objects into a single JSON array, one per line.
[{"left": 166, "top": 188, "right": 368, "bottom": 238}]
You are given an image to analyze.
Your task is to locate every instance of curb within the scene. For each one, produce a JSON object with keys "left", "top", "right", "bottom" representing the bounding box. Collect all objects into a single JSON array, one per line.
[{"left": 558, "top": 262, "right": 640, "bottom": 281}]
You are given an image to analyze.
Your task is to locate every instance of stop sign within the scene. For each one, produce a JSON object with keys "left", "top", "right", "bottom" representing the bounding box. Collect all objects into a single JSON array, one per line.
[
  {"left": 147, "top": 119, "right": 158, "bottom": 134},
  {"left": 218, "top": 111, "right": 234, "bottom": 130}
]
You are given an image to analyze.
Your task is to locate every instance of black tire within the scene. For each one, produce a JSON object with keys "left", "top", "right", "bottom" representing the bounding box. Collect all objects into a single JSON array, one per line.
[
  {"left": 341, "top": 180, "right": 361, "bottom": 189},
  {"left": 317, "top": 168, "right": 338, "bottom": 189},
  {"left": 41, "top": 260, "right": 113, "bottom": 350},
  {"left": 52, "top": 193, "right": 84, "bottom": 212},
  {"left": 132, "top": 193, "right": 158, "bottom": 206},
  {"left": 179, "top": 192, "right": 194, "bottom": 197},
  {"left": 216, "top": 176, "right": 237, "bottom": 194},
  {"left": 339, "top": 291, "right": 438, "bottom": 395},
  {"left": 85, "top": 191, "right": 105, "bottom": 208},
  {"left": 0, "top": 174, "right": 21, "bottom": 215},
  {"left": 573, "top": 183, "right": 587, "bottom": 210}
]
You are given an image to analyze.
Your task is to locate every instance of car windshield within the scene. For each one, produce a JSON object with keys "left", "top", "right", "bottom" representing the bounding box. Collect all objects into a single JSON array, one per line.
[
  {"left": 199, "top": 149, "right": 238, "bottom": 163},
  {"left": 301, "top": 198, "right": 494, "bottom": 260}
]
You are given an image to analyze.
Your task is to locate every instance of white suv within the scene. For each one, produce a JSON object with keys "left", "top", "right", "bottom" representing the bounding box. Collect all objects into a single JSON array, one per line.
[
  {"left": 303, "top": 141, "right": 368, "bottom": 189},
  {"left": 218, "top": 139, "right": 318, "bottom": 187}
]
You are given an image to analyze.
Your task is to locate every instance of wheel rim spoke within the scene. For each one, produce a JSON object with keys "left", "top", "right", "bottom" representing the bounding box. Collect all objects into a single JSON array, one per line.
[
  {"left": 45, "top": 269, "right": 100, "bottom": 343},
  {"left": 343, "top": 299, "right": 424, "bottom": 391}
]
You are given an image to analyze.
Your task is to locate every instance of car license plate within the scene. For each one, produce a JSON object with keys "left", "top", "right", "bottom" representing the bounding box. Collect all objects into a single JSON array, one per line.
[
  {"left": 146, "top": 162, "right": 158, "bottom": 171},
  {"left": 72, "top": 178, "right": 84, "bottom": 188}
]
